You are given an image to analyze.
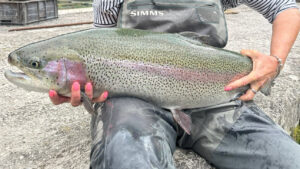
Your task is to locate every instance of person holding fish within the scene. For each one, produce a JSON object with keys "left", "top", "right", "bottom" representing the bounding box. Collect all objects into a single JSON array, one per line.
[{"left": 48, "top": 0, "right": 300, "bottom": 168}]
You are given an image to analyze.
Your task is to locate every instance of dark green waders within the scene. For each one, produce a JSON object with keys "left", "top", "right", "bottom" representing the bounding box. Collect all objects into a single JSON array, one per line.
[{"left": 90, "top": 97, "right": 300, "bottom": 169}]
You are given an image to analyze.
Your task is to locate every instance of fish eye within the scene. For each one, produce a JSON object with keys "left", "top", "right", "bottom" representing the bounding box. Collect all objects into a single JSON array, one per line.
[{"left": 31, "top": 61, "right": 40, "bottom": 68}]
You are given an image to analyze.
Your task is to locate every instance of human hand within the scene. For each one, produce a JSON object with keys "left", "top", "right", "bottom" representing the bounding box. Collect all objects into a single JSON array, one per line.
[
  {"left": 224, "top": 49, "right": 280, "bottom": 101},
  {"left": 49, "top": 82, "right": 108, "bottom": 106}
]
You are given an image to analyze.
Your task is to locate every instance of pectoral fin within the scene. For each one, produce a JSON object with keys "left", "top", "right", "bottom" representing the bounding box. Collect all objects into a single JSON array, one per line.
[
  {"left": 80, "top": 91, "right": 96, "bottom": 114},
  {"left": 170, "top": 109, "right": 192, "bottom": 135}
]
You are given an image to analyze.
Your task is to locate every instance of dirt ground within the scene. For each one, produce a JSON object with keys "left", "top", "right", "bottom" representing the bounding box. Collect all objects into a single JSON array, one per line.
[{"left": 0, "top": 6, "right": 299, "bottom": 169}]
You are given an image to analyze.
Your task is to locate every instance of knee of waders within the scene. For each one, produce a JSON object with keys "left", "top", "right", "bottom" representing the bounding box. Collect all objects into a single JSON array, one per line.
[{"left": 100, "top": 97, "right": 176, "bottom": 138}]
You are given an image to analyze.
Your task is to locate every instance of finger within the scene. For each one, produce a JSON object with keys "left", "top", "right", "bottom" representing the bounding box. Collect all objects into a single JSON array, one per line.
[
  {"left": 49, "top": 90, "right": 70, "bottom": 105},
  {"left": 85, "top": 82, "right": 93, "bottom": 100},
  {"left": 239, "top": 82, "right": 261, "bottom": 101},
  {"left": 70, "top": 82, "right": 81, "bottom": 107},
  {"left": 256, "top": 78, "right": 268, "bottom": 88},
  {"left": 240, "top": 49, "right": 261, "bottom": 60},
  {"left": 239, "top": 89, "right": 256, "bottom": 101},
  {"left": 92, "top": 91, "right": 108, "bottom": 103},
  {"left": 225, "top": 72, "right": 257, "bottom": 91}
]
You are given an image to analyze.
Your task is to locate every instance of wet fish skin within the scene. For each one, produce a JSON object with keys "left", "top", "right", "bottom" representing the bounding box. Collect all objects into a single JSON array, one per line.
[{"left": 5, "top": 28, "right": 253, "bottom": 134}]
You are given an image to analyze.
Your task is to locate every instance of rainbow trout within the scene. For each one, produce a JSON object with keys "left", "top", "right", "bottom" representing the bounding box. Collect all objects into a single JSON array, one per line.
[{"left": 5, "top": 28, "right": 267, "bottom": 134}]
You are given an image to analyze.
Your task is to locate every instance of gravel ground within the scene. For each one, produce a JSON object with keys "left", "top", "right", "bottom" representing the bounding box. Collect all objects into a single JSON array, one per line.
[{"left": 0, "top": 6, "right": 299, "bottom": 169}]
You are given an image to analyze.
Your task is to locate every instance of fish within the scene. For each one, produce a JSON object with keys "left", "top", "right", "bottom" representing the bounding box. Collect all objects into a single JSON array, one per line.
[{"left": 4, "top": 28, "right": 268, "bottom": 134}]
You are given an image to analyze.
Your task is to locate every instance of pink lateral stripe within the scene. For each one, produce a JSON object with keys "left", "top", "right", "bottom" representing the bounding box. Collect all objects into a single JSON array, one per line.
[{"left": 101, "top": 59, "right": 248, "bottom": 83}]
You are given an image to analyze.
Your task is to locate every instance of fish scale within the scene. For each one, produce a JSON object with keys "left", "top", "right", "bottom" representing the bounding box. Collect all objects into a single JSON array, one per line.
[{"left": 5, "top": 28, "right": 254, "bottom": 134}]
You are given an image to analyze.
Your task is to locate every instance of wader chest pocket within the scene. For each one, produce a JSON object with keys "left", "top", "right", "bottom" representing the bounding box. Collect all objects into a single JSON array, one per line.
[{"left": 117, "top": 0, "right": 228, "bottom": 47}]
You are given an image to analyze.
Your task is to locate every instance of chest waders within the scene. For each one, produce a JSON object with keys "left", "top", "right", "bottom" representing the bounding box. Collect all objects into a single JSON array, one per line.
[{"left": 117, "top": 0, "right": 228, "bottom": 48}]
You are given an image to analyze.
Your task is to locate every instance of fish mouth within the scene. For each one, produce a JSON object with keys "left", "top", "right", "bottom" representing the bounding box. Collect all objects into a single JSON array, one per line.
[
  {"left": 4, "top": 69, "right": 48, "bottom": 92},
  {"left": 5, "top": 52, "right": 46, "bottom": 92},
  {"left": 5, "top": 70, "right": 30, "bottom": 81},
  {"left": 4, "top": 69, "right": 32, "bottom": 89},
  {"left": 5, "top": 52, "right": 29, "bottom": 81}
]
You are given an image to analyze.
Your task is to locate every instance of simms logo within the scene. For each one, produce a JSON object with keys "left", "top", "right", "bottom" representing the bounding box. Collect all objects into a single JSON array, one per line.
[{"left": 129, "top": 10, "right": 164, "bottom": 16}]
